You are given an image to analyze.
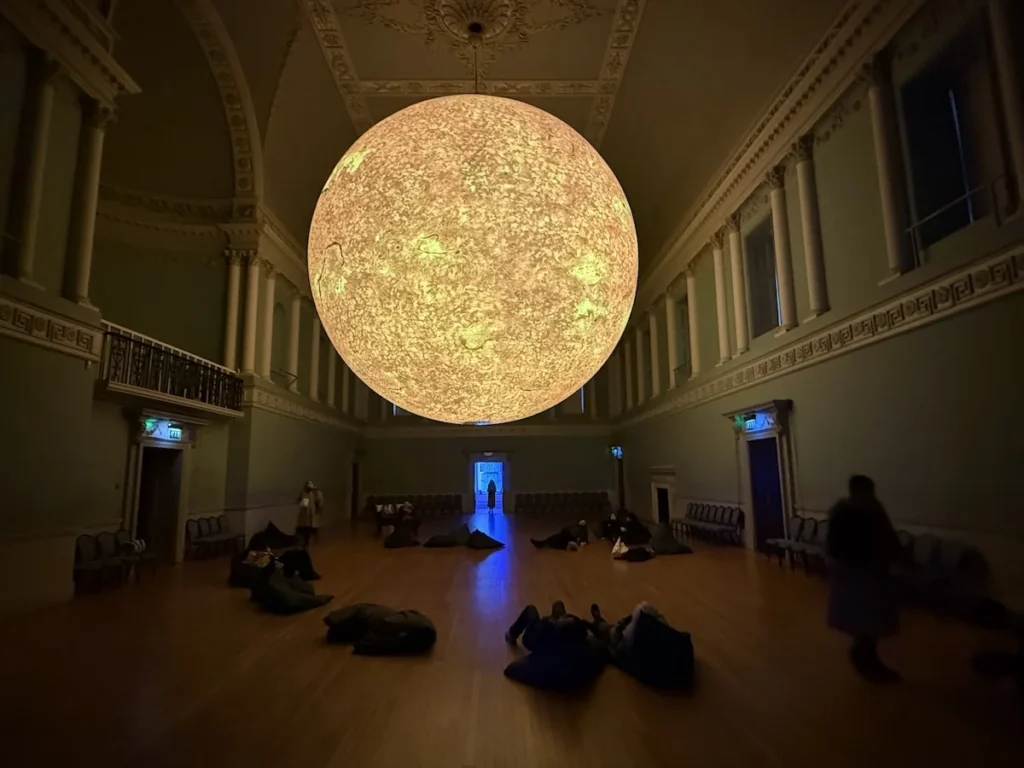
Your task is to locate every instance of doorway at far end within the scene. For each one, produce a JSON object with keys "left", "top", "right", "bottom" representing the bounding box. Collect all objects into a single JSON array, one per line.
[{"left": 474, "top": 461, "right": 503, "bottom": 513}]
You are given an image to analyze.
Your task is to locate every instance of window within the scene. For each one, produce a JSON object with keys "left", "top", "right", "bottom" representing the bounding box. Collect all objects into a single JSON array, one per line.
[
  {"left": 744, "top": 217, "right": 780, "bottom": 339},
  {"left": 900, "top": 17, "right": 1003, "bottom": 251}
]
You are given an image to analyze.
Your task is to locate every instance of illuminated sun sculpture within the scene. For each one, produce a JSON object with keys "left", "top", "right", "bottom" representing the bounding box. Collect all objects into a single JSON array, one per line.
[{"left": 308, "top": 95, "right": 637, "bottom": 425}]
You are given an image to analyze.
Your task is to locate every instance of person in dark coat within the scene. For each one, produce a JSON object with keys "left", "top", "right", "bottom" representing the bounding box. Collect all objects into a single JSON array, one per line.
[
  {"left": 487, "top": 479, "right": 497, "bottom": 512},
  {"left": 503, "top": 601, "right": 604, "bottom": 690},
  {"left": 530, "top": 520, "right": 589, "bottom": 550},
  {"left": 589, "top": 602, "right": 695, "bottom": 689},
  {"left": 826, "top": 475, "right": 902, "bottom": 684}
]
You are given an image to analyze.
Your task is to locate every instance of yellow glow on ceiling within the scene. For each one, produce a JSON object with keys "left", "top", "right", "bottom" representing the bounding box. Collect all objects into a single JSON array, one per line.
[{"left": 308, "top": 95, "right": 637, "bottom": 425}]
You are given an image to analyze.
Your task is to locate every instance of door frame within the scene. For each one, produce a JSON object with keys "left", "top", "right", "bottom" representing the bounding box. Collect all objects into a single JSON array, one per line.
[
  {"left": 722, "top": 400, "right": 795, "bottom": 550},
  {"left": 649, "top": 465, "right": 677, "bottom": 524},
  {"left": 122, "top": 410, "right": 199, "bottom": 564},
  {"left": 465, "top": 452, "right": 511, "bottom": 513}
]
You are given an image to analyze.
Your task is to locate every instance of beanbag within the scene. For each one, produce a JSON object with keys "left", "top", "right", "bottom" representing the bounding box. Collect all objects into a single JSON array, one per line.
[
  {"left": 384, "top": 527, "right": 420, "bottom": 548},
  {"left": 619, "top": 547, "right": 655, "bottom": 562},
  {"left": 423, "top": 523, "right": 472, "bottom": 548},
  {"left": 279, "top": 547, "right": 321, "bottom": 580},
  {"left": 247, "top": 522, "right": 297, "bottom": 551},
  {"left": 616, "top": 609, "right": 695, "bottom": 689},
  {"left": 250, "top": 564, "right": 333, "bottom": 615},
  {"left": 229, "top": 550, "right": 274, "bottom": 588},
  {"left": 504, "top": 639, "right": 606, "bottom": 691},
  {"left": 324, "top": 603, "right": 437, "bottom": 655},
  {"left": 466, "top": 530, "right": 504, "bottom": 550},
  {"left": 650, "top": 524, "right": 693, "bottom": 556}
]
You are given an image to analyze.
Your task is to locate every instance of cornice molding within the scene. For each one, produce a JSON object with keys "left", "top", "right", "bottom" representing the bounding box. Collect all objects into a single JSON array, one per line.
[
  {"left": 174, "top": 0, "right": 264, "bottom": 209},
  {"left": 98, "top": 185, "right": 232, "bottom": 223},
  {"left": 0, "top": 0, "right": 140, "bottom": 106},
  {"left": 584, "top": 0, "right": 646, "bottom": 148},
  {"left": 0, "top": 292, "right": 103, "bottom": 362},
  {"left": 636, "top": 0, "right": 927, "bottom": 312},
  {"left": 355, "top": 79, "right": 601, "bottom": 97},
  {"left": 619, "top": 245, "right": 1024, "bottom": 429},
  {"left": 244, "top": 378, "right": 362, "bottom": 434},
  {"left": 364, "top": 422, "right": 613, "bottom": 440}
]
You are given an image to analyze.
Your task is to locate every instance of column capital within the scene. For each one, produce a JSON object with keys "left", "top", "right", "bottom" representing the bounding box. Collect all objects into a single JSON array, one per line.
[
  {"left": 709, "top": 230, "right": 725, "bottom": 250},
  {"left": 725, "top": 214, "right": 741, "bottom": 233},
  {"left": 38, "top": 53, "right": 63, "bottom": 85},
  {"left": 260, "top": 258, "right": 276, "bottom": 277},
  {"left": 857, "top": 55, "right": 889, "bottom": 88},
  {"left": 84, "top": 101, "right": 116, "bottom": 130},
  {"left": 793, "top": 133, "right": 815, "bottom": 163},
  {"left": 765, "top": 166, "right": 785, "bottom": 190},
  {"left": 223, "top": 249, "right": 246, "bottom": 267}
]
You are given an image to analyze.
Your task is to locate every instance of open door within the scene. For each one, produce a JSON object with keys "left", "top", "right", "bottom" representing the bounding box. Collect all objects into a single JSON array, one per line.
[
  {"left": 747, "top": 437, "right": 785, "bottom": 553},
  {"left": 135, "top": 447, "right": 183, "bottom": 563}
]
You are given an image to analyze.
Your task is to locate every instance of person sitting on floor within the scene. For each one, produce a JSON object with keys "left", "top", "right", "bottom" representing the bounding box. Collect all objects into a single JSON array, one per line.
[
  {"left": 618, "top": 512, "right": 652, "bottom": 546},
  {"left": 599, "top": 512, "right": 622, "bottom": 540},
  {"left": 589, "top": 602, "right": 695, "bottom": 689},
  {"left": 503, "top": 601, "right": 605, "bottom": 690},
  {"left": 530, "top": 520, "right": 589, "bottom": 550}
]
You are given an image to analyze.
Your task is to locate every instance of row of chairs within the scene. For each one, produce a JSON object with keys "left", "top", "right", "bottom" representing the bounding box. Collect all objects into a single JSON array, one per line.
[
  {"left": 363, "top": 494, "right": 464, "bottom": 517},
  {"left": 514, "top": 492, "right": 611, "bottom": 517},
  {"left": 74, "top": 530, "right": 156, "bottom": 591},
  {"left": 678, "top": 503, "right": 745, "bottom": 545},
  {"left": 185, "top": 515, "right": 242, "bottom": 559},
  {"left": 766, "top": 516, "right": 829, "bottom": 572}
]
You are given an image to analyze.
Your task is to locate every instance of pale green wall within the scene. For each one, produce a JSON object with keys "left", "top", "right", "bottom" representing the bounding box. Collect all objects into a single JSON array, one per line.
[
  {"left": 189, "top": 422, "right": 230, "bottom": 515},
  {"left": 91, "top": 236, "right": 227, "bottom": 362},
  {"left": 0, "top": 19, "right": 25, "bottom": 256},
  {"left": 364, "top": 434, "right": 615, "bottom": 498}
]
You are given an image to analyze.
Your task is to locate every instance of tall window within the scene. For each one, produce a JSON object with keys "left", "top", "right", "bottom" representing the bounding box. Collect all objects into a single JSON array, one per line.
[
  {"left": 899, "top": 16, "right": 1003, "bottom": 251},
  {"left": 745, "top": 217, "right": 780, "bottom": 339}
]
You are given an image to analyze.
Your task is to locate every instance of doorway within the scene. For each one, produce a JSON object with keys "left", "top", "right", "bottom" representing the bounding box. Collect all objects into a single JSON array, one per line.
[
  {"left": 747, "top": 437, "right": 785, "bottom": 553},
  {"left": 474, "top": 461, "right": 503, "bottom": 512},
  {"left": 135, "top": 447, "right": 183, "bottom": 563},
  {"left": 656, "top": 487, "right": 670, "bottom": 524}
]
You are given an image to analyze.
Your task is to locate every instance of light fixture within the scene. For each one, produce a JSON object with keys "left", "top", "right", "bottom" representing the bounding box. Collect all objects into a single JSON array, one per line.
[{"left": 308, "top": 94, "right": 637, "bottom": 424}]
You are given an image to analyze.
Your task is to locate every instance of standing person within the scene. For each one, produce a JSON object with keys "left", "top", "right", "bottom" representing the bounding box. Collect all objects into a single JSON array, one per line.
[
  {"left": 486, "top": 478, "right": 497, "bottom": 513},
  {"left": 296, "top": 481, "right": 323, "bottom": 547},
  {"left": 827, "top": 475, "right": 902, "bottom": 684}
]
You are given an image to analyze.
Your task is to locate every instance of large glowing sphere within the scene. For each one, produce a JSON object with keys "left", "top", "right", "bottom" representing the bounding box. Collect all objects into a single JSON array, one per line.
[{"left": 308, "top": 95, "right": 637, "bottom": 424}]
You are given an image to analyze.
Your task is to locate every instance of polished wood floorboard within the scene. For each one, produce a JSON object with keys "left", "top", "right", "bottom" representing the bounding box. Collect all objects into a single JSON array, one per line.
[{"left": 0, "top": 514, "right": 1020, "bottom": 767}]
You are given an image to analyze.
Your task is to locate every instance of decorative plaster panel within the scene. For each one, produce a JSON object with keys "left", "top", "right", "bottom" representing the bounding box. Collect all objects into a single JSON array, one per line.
[
  {"left": 0, "top": 294, "right": 103, "bottom": 361},
  {"left": 302, "top": 0, "right": 374, "bottom": 133},
  {"left": 584, "top": 0, "right": 645, "bottom": 147},
  {"left": 620, "top": 246, "right": 1024, "bottom": 428}
]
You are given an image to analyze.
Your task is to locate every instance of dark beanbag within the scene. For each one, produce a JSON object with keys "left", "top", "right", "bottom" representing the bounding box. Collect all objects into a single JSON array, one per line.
[
  {"left": 423, "top": 523, "right": 472, "bottom": 548},
  {"left": 620, "top": 547, "right": 655, "bottom": 562},
  {"left": 229, "top": 551, "right": 271, "bottom": 588},
  {"left": 650, "top": 524, "right": 693, "bottom": 556},
  {"left": 324, "top": 602, "right": 437, "bottom": 655},
  {"left": 466, "top": 530, "right": 504, "bottom": 550},
  {"left": 251, "top": 565, "right": 333, "bottom": 615},
  {"left": 617, "top": 610, "right": 695, "bottom": 689},
  {"left": 247, "top": 522, "right": 297, "bottom": 551},
  {"left": 279, "top": 547, "right": 321, "bottom": 580},
  {"left": 504, "top": 642, "right": 606, "bottom": 691},
  {"left": 384, "top": 528, "right": 420, "bottom": 548}
]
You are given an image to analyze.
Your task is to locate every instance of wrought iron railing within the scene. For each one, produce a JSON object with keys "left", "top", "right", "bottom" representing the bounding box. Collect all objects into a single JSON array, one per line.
[{"left": 100, "top": 322, "right": 244, "bottom": 412}]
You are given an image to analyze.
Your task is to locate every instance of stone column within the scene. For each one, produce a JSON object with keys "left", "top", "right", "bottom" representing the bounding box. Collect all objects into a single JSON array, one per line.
[
  {"left": 634, "top": 323, "right": 646, "bottom": 405},
  {"left": 607, "top": 348, "right": 623, "bottom": 416},
  {"left": 222, "top": 251, "right": 242, "bottom": 369},
  {"left": 341, "top": 364, "right": 352, "bottom": 414},
  {"left": 648, "top": 309, "right": 660, "bottom": 397},
  {"left": 685, "top": 266, "right": 701, "bottom": 377},
  {"left": 258, "top": 262, "right": 276, "bottom": 378},
  {"left": 793, "top": 135, "right": 829, "bottom": 316},
  {"left": 586, "top": 378, "right": 598, "bottom": 420},
  {"left": 711, "top": 233, "right": 731, "bottom": 364},
  {"left": 663, "top": 291, "right": 679, "bottom": 389},
  {"left": 287, "top": 288, "right": 301, "bottom": 393},
  {"left": 14, "top": 58, "right": 60, "bottom": 286},
  {"left": 309, "top": 313, "right": 321, "bottom": 401},
  {"left": 623, "top": 338, "right": 634, "bottom": 410},
  {"left": 65, "top": 102, "right": 115, "bottom": 306},
  {"left": 863, "top": 57, "right": 910, "bottom": 277},
  {"left": 327, "top": 350, "right": 337, "bottom": 408},
  {"left": 989, "top": 0, "right": 1024, "bottom": 207},
  {"left": 240, "top": 253, "right": 260, "bottom": 374},
  {"left": 727, "top": 216, "right": 749, "bottom": 355},
  {"left": 766, "top": 166, "right": 797, "bottom": 331}
]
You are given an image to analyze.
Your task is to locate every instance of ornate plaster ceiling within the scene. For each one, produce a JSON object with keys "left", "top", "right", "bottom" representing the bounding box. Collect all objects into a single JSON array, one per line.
[{"left": 103, "top": 0, "right": 852, "bottom": 274}]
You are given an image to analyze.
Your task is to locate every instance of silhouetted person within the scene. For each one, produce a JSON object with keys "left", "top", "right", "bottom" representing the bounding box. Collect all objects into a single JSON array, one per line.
[
  {"left": 487, "top": 479, "right": 497, "bottom": 513},
  {"left": 505, "top": 600, "right": 584, "bottom": 650},
  {"left": 531, "top": 520, "right": 589, "bottom": 550},
  {"left": 827, "top": 475, "right": 902, "bottom": 684}
]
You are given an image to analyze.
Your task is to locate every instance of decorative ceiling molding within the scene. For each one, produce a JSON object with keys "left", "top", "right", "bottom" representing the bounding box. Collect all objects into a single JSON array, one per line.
[
  {"left": 583, "top": 0, "right": 645, "bottom": 147},
  {"left": 350, "top": 0, "right": 605, "bottom": 76},
  {"left": 0, "top": 291, "right": 104, "bottom": 363},
  {"left": 635, "top": 0, "right": 928, "bottom": 312},
  {"left": 0, "top": 0, "right": 140, "bottom": 106},
  {"left": 174, "top": 0, "right": 264, "bottom": 217},
  {"left": 356, "top": 79, "right": 600, "bottom": 96},
  {"left": 364, "top": 422, "right": 613, "bottom": 440},
  {"left": 302, "top": 0, "right": 374, "bottom": 134},
  {"left": 99, "top": 184, "right": 233, "bottom": 223},
  {"left": 618, "top": 245, "right": 1024, "bottom": 430}
]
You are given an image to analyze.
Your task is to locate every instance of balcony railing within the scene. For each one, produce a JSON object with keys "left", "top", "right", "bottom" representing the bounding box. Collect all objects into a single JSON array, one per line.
[{"left": 100, "top": 322, "right": 244, "bottom": 413}]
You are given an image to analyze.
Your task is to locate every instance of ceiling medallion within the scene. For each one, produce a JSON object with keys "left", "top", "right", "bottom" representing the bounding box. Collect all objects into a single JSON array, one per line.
[{"left": 351, "top": 0, "right": 605, "bottom": 74}]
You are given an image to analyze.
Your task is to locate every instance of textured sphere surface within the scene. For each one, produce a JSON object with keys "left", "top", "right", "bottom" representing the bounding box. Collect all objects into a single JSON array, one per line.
[{"left": 308, "top": 95, "right": 637, "bottom": 424}]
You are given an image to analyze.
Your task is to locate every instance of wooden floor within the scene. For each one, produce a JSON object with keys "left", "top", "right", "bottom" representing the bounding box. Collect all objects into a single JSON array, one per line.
[{"left": 0, "top": 513, "right": 1021, "bottom": 768}]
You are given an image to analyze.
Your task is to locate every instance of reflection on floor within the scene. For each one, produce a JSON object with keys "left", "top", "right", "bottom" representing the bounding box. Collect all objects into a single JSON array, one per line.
[{"left": 0, "top": 514, "right": 1020, "bottom": 767}]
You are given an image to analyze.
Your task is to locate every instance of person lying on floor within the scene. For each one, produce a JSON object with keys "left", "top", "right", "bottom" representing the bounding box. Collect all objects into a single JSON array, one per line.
[
  {"left": 503, "top": 601, "right": 605, "bottom": 690},
  {"left": 589, "top": 602, "right": 695, "bottom": 689},
  {"left": 618, "top": 512, "right": 652, "bottom": 546},
  {"left": 530, "top": 520, "right": 590, "bottom": 550},
  {"left": 598, "top": 512, "right": 623, "bottom": 540}
]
